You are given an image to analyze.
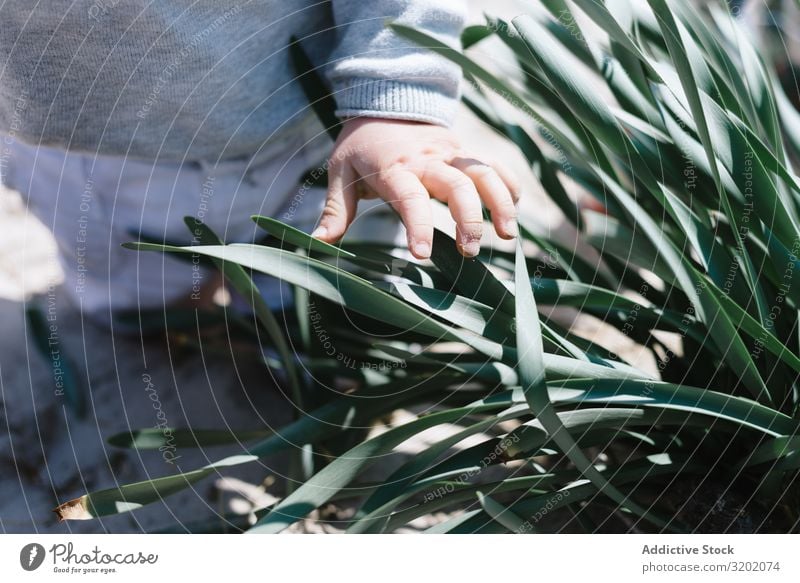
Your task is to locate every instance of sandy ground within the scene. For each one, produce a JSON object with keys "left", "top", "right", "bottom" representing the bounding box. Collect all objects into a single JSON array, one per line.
[{"left": 0, "top": 0, "right": 656, "bottom": 534}]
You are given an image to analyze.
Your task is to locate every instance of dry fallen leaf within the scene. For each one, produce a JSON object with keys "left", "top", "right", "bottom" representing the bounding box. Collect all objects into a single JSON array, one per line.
[{"left": 53, "top": 496, "right": 92, "bottom": 521}]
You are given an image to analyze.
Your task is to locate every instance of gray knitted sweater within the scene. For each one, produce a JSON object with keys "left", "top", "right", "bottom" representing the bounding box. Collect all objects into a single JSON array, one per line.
[{"left": 0, "top": 1, "right": 465, "bottom": 161}]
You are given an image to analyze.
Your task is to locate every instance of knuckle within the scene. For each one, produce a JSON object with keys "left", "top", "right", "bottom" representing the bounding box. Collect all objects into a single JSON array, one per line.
[
  {"left": 495, "top": 198, "right": 518, "bottom": 216},
  {"left": 327, "top": 159, "right": 347, "bottom": 178},
  {"left": 385, "top": 186, "right": 427, "bottom": 206},
  {"left": 377, "top": 167, "right": 403, "bottom": 188},
  {"left": 446, "top": 175, "right": 475, "bottom": 193},
  {"left": 459, "top": 217, "right": 485, "bottom": 229},
  {"left": 400, "top": 191, "right": 428, "bottom": 202},
  {"left": 330, "top": 147, "right": 350, "bottom": 165},
  {"left": 322, "top": 196, "right": 345, "bottom": 218},
  {"left": 505, "top": 176, "right": 522, "bottom": 200},
  {"left": 396, "top": 203, "right": 432, "bottom": 226},
  {"left": 469, "top": 164, "right": 496, "bottom": 181},
  {"left": 397, "top": 196, "right": 428, "bottom": 214}
]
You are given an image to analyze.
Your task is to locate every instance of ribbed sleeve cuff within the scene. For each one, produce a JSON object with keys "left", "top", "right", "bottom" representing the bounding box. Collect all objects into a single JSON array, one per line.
[{"left": 332, "top": 78, "right": 458, "bottom": 127}]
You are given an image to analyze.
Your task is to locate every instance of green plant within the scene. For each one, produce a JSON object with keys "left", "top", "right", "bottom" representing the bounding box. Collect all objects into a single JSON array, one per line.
[{"left": 56, "top": 0, "right": 800, "bottom": 533}]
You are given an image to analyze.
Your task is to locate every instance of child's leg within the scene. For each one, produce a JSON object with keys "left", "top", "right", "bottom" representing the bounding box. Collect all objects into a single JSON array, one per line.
[{"left": 5, "top": 139, "right": 222, "bottom": 318}]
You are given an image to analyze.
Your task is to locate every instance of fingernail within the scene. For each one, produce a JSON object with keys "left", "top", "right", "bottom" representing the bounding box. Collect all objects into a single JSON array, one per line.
[
  {"left": 461, "top": 241, "right": 480, "bottom": 257},
  {"left": 312, "top": 226, "right": 327, "bottom": 239},
  {"left": 503, "top": 219, "right": 518, "bottom": 238},
  {"left": 413, "top": 241, "right": 431, "bottom": 258}
]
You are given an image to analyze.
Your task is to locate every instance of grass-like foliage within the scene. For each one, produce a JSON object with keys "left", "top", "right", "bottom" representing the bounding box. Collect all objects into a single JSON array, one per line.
[{"left": 56, "top": 0, "right": 800, "bottom": 532}]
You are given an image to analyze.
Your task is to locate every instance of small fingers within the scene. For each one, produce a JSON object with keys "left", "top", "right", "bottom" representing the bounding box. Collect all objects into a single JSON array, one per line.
[
  {"left": 450, "top": 157, "right": 518, "bottom": 240},
  {"left": 420, "top": 162, "right": 484, "bottom": 257},
  {"left": 373, "top": 168, "right": 433, "bottom": 259},
  {"left": 312, "top": 162, "right": 358, "bottom": 243}
]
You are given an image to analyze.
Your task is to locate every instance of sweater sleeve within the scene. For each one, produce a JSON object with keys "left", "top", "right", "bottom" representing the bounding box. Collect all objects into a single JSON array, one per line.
[{"left": 325, "top": 0, "right": 467, "bottom": 127}]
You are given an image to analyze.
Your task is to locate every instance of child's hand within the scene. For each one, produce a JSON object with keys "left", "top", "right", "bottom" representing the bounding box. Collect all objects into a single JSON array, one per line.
[{"left": 312, "top": 118, "right": 520, "bottom": 259}]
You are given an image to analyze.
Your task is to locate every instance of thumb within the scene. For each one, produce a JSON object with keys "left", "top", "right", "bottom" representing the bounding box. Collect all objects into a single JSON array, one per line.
[{"left": 312, "top": 162, "right": 358, "bottom": 243}]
